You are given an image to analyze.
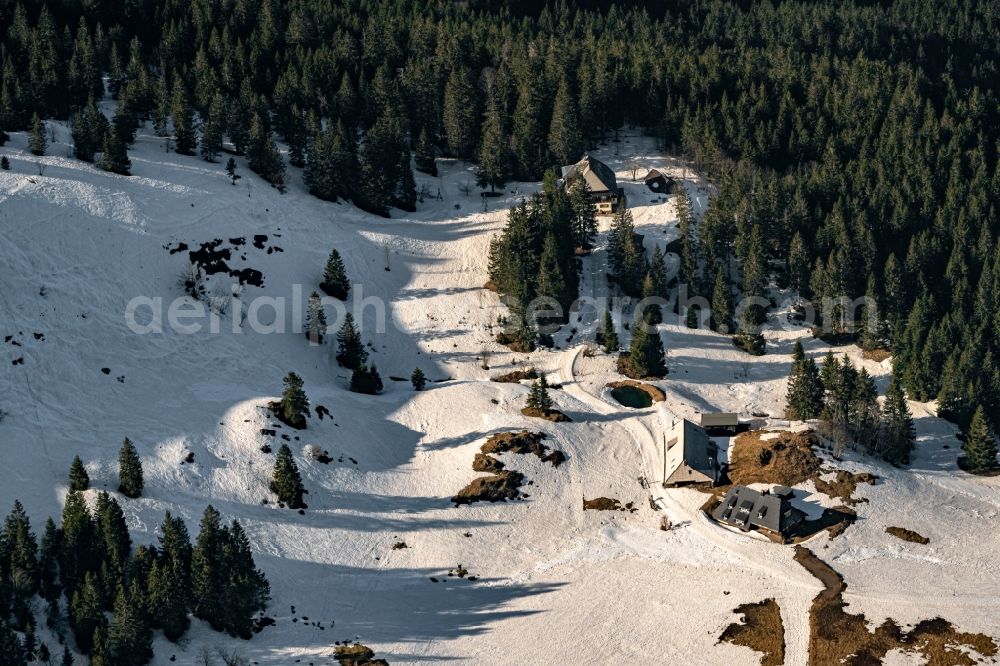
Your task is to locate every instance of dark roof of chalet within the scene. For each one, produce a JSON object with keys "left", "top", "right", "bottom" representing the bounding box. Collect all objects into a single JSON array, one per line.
[
  {"left": 712, "top": 485, "right": 806, "bottom": 535},
  {"left": 644, "top": 168, "right": 673, "bottom": 182},
  {"left": 560, "top": 154, "right": 618, "bottom": 194}
]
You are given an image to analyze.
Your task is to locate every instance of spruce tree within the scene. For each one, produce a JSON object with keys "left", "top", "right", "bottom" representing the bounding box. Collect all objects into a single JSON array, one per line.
[
  {"left": 69, "top": 572, "right": 104, "bottom": 653},
  {"left": 321, "top": 248, "right": 350, "bottom": 300},
  {"left": 335, "top": 313, "right": 368, "bottom": 370},
  {"left": 101, "top": 128, "right": 131, "bottom": 176},
  {"left": 200, "top": 92, "right": 224, "bottom": 162},
  {"left": 219, "top": 520, "right": 269, "bottom": 638},
  {"left": 710, "top": 268, "right": 733, "bottom": 334},
  {"left": 61, "top": 645, "right": 73, "bottom": 666},
  {"left": 641, "top": 272, "right": 663, "bottom": 325},
  {"left": 225, "top": 157, "right": 241, "bottom": 185},
  {"left": 305, "top": 291, "right": 327, "bottom": 344},
  {"left": 304, "top": 123, "right": 339, "bottom": 201},
  {"left": 29, "top": 113, "right": 47, "bottom": 156},
  {"left": 89, "top": 624, "right": 110, "bottom": 666},
  {"left": 0, "top": 156, "right": 8, "bottom": 170},
  {"left": 785, "top": 341, "right": 823, "bottom": 420},
  {"left": 597, "top": 310, "right": 619, "bottom": 353},
  {"left": 525, "top": 373, "right": 553, "bottom": 413},
  {"left": 567, "top": 176, "right": 597, "bottom": 250},
  {"left": 279, "top": 372, "right": 309, "bottom": 428},
  {"left": 248, "top": 112, "right": 287, "bottom": 190},
  {"left": 396, "top": 150, "right": 417, "bottom": 211},
  {"left": 191, "top": 506, "right": 225, "bottom": 630},
  {"left": 118, "top": 438, "right": 143, "bottom": 498},
  {"left": 171, "top": 79, "right": 196, "bottom": 155},
  {"left": 108, "top": 584, "right": 152, "bottom": 666},
  {"left": 411, "top": 367, "right": 426, "bottom": 391},
  {"left": 38, "top": 517, "right": 59, "bottom": 601},
  {"left": 442, "top": 66, "right": 476, "bottom": 159},
  {"left": 962, "top": 406, "right": 998, "bottom": 472},
  {"left": 271, "top": 444, "right": 305, "bottom": 509},
  {"left": 147, "top": 557, "right": 188, "bottom": 641},
  {"left": 60, "top": 490, "right": 97, "bottom": 594},
  {"left": 881, "top": 375, "right": 916, "bottom": 465},
  {"left": 536, "top": 233, "right": 568, "bottom": 315},
  {"left": 350, "top": 363, "right": 383, "bottom": 395},
  {"left": 69, "top": 456, "right": 89, "bottom": 491},
  {"left": 627, "top": 319, "right": 667, "bottom": 379},
  {"left": 476, "top": 105, "right": 508, "bottom": 193},
  {"left": 0, "top": 620, "right": 26, "bottom": 664},
  {"left": 414, "top": 127, "right": 437, "bottom": 176},
  {"left": 547, "top": 77, "right": 582, "bottom": 166}
]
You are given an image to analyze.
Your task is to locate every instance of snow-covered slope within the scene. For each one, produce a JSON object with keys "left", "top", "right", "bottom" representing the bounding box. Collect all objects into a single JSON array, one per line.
[{"left": 2, "top": 127, "right": 998, "bottom": 665}]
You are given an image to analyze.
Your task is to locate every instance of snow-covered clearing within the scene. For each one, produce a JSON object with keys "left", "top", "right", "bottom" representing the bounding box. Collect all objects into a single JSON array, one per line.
[{"left": 1, "top": 128, "right": 998, "bottom": 664}]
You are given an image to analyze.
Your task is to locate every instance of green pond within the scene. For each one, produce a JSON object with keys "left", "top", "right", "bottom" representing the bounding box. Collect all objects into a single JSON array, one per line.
[{"left": 610, "top": 385, "right": 653, "bottom": 408}]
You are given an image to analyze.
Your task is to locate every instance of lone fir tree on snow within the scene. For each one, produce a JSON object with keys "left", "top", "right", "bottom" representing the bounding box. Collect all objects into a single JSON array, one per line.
[
  {"left": 271, "top": 444, "right": 305, "bottom": 509},
  {"left": 29, "top": 113, "right": 47, "bottom": 156},
  {"left": 321, "top": 248, "right": 350, "bottom": 300},
  {"left": 597, "top": 310, "right": 619, "bottom": 353},
  {"left": 411, "top": 367, "right": 427, "bottom": 391},
  {"left": 225, "top": 158, "right": 241, "bottom": 185},
  {"left": 279, "top": 372, "right": 309, "bottom": 429},
  {"left": 118, "top": 438, "right": 143, "bottom": 498},
  {"left": 336, "top": 313, "right": 368, "bottom": 370},
  {"left": 962, "top": 406, "right": 998, "bottom": 472},
  {"left": 305, "top": 291, "right": 327, "bottom": 344},
  {"left": 69, "top": 455, "right": 90, "bottom": 492},
  {"left": 525, "top": 373, "right": 553, "bottom": 414},
  {"left": 626, "top": 319, "right": 667, "bottom": 379}
]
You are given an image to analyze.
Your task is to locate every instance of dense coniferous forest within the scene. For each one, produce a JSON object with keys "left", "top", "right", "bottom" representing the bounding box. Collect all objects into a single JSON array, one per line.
[{"left": 1, "top": 0, "right": 997, "bottom": 430}]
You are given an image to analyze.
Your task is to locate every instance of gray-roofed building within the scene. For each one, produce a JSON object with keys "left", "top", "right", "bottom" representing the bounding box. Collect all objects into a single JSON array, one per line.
[
  {"left": 561, "top": 154, "right": 622, "bottom": 214},
  {"left": 662, "top": 418, "right": 721, "bottom": 487},
  {"left": 643, "top": 168, "right": 674, "bottom": 193},
  {"left": 711, "top": 485, "right": 806, "bottom": 542}
]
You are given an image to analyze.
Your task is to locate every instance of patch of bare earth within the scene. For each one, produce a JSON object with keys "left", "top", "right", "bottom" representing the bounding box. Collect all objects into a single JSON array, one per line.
[
  {"left": 582, "top": 497, "right": 637, "bottom": 512},
  {"left": 453, "top": 432, "right": 566, "bottom": 505},
  {"left": 794, "top": 546, "right": 997, "bottom": 666},
  {"left": 520, "top": 406, "right": 571, "bottom": 421},
  {"left": 814, "top": 470, "right": 876, "bottom": 505},
  {"left": 862, "top": 348, "right": 892, "bottom": 362},
  {"left": 886, "top": 526, "right": 930, "bottom": 544},
  {"left": 606, "top": 379, "right": 666, "bottom": 402},
  {"left": 719, "top": 599, "right": 786, "bottom": 666},
  {"left": 334, "top": 643, "right": 389, "bottom": 665},
  {"left": 491, "top": 367, "right": 538, "bottom": 383},
  {"left": 728, "top": 430, "right": 823, "bottom": 488}
]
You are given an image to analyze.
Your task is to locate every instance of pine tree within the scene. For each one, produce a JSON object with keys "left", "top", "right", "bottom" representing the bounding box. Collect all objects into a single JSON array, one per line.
[
  {"left": 525, "top": 373, "right": 553, "bottom": 413},
  {"left": 108, "top": 584, "right": 152, "bottom": 666},
  {"left": 321, "top": 248, "right": 350, "bottom": 300},
  {"left": 335, "top": 313, "right": 368, "bottom": 370},
  {"left": 785, "top": 341, "right": 823, "bottom": 420},
  {"left": 0, "top": 619, "right": 27, "bottom": 664},
  {"left": 567, "top": 176, "right": 597, "bottom": 250},
  {"left": 0, "top": 156, "right": 8, "bottom": 170},
  {"left": 305, "top": 291, "right": 327, "bottom": 344},
  {"left": 881, "top": 375, "right": 916, "bottom": 465},
  {"left": 200, "top": 92, "right": 224, "bottom": 162},
  {"left": 442, "top": 66, "right": 476, "bottom": 159},
  {"left": 94, "top": 491, "right": 131, "bottom": 582},
  {"left": 69, "top": 456, "right": 89, "bottom": 491},
  {"left": 710, "top": 267, "right": 733, "bottom": 333},
  {"left": 597, "top": 310, "right": 619, "bottom": 353},
  {"left": 38, "top": 517, "right": 60, "bottom": 600},
  {"left": 536, "top": 233, "right": 567, "bottom": 314},
  {"left": 641, "top": 271, "right": 663, "bottom": 325},
  {"left": 89, "top": 623, "right": 110, "bottom": 666},
  {"left": 225, "top": 157, "right": 241, "bottom": 185},
  {"left": 395, "top": 150, "right": 417, "bottom": 211},
  {"left": 118, "top": 438, "right": 143, "bottom": 498},
  {"left": 411, "top": 367, "right": 426, "bottom": 391},
  {"left": 962, "top": 406, "right": 998, "bottom": 472},
  {"left": 61, "top": 645, "right": 73, "bottom": 666},
  {"left": 303, "top": 122, "right": 339, "bottom": 201},
  {"left": 676, "top": 184, "right": 699, "bottom": 289},
  {"left": 29, "top": 113, "right": 46, "bottom": 156},
  {"left": 248, "top": 112, "right": 287, "bottom": 191},
  {"left": 60, "top": 490, "right": 97, "bottom": 594},
  {"left": 147, "top": 557, "right": 188, "bottom": 641},
  {"left": 279, "top": 372, "right": 309, "bottom": 428},
  {"left": 101, "top": 127, "right": 131, "bottom": 176},
  {"left": 171, "top": 79, "right": 196, "bottom": 155},
  {"left": 627, "top": 319, "right": 668, "bottom": 378},
  {"left": 787, "top": 231, "right": 810, "bottom": 295},
  {"left": 414, "top": 127, "right": 437, "bottom": 176},
  {"left": 271, "top": 444, "right": 305, "bottom": 509},
  {"left": 608, "top": 208, "right": 644, "bottom": 296}
]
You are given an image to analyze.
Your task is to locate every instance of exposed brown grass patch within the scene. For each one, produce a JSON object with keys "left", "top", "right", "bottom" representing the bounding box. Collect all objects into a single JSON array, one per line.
[
  {"left": 813, "top": 470, "right": 876, "bottom": 505},
  {"left": 472, "top": 453, "right": 505, "bottom": 473},
  {"left": 334, "top": 643, "right": 388, "bottom": 665},
  {"left": 491, "top": 367, "right": 538, "bottom": 383},
  {"left": 606, "top": 379, "right": 666, "bottom": 402},
  {"left": 728, "top": 430, "right": 823, "bottom": 488},
  {"left": 520, "top": 406, "right": 571, "bottom": 421},
  {"left": 795, "top": 546, "right": 997, "bottom": 666},
  {"left": 862, "top": 348, "right": 892, "bottom": 362},
  {"left": 583, "top": 497, "right": 637, "bottom": 512},
  {"left": 719, "top": 599, "right": 785, "bottom": 666},
  {"left": 452, "top": 471, "right": 525, "bottom": 505},
  {"left": 886, "top": 526, "right": 929, "bottom": 544}
]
